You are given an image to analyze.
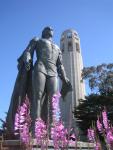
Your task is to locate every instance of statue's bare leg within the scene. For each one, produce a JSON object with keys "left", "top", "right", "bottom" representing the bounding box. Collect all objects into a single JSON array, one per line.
[
  {"left": 46, "top": 76, "right": 58, "bottom": 122},
  {"left": 32, "top": 71, "right": 46, "bottom": 119},
  {"left": 46, "top": 76, "right": 58, "bottom": 99},
  {"left": 31, "top": 71, "right": 46, "bottom": 135}
]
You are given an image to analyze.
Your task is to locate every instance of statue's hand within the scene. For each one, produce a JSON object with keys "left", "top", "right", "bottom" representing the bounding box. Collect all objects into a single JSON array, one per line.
[
  {"left": 24, "top": 52, "right": 31, "bottom": 71},
  {"left": 17, "top": 60, "right": 31, "bottom": 71},
  {"left": 64, "top": 77, "right": 70, "bottom": 84},
  {"left": 25, "top": 62, "right": 31, "bottom": 71},
  {"left": 64, "top": 77, "right": 72, "bottom": 90},
  {"left": 61, "top": 77, "right": 72, "bottom": 99}
]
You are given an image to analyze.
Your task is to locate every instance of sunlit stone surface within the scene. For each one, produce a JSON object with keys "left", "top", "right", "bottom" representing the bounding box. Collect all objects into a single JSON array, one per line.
[{"left": 60, "top": 29, "right": 85, "bottom": 127}]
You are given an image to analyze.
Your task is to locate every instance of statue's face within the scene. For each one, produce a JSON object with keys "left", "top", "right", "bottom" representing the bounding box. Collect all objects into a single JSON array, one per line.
[
  {"left": 42, "top": 27, "right": 54, "bottom": 38},
  {"left": 46, "top": 28, "right": 53, "bottom": 38}
]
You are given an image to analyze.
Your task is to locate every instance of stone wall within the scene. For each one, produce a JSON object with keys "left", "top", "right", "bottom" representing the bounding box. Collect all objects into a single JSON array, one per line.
[{"left": 0, "top": 139, "right": 94, "bottom": 150}]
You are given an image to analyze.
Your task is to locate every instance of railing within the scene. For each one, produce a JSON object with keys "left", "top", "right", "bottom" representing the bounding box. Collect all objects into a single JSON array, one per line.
[{"left": 0, "top": 139, "right": 94, "bottom": 150}]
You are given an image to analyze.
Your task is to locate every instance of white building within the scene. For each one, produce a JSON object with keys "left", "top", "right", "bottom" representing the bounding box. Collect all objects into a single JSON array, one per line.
[{"left": 60, "top": 29, "right": 85, "bottom": 127}]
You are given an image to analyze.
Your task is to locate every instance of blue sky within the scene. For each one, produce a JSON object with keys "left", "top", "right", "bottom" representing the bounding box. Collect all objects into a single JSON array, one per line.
[{"left": 0, "top": 0, "right": 113, "bottom": 120}]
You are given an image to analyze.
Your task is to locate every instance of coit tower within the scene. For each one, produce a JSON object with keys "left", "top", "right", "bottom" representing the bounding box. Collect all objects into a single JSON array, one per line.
[{"left": 60, "top": 29, "right": 85, "bottom": 127}]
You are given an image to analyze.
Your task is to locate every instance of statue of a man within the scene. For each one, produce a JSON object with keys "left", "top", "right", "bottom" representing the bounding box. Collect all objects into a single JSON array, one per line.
[{"left": 6, "top": 27, "right": 72, "bottom": 132}]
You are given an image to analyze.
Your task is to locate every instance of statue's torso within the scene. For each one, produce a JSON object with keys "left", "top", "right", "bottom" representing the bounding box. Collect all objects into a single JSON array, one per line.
[{"left": 34, "top": 38, "right": 60, "bottom": 76}]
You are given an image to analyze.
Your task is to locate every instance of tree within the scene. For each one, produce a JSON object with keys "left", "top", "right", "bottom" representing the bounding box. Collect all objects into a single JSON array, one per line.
[
  {"left": 74, "top": 94, "right": 113, "bottom": 134},
  {"left": 82, "top": 63, "right": 113, "bottom": 96},
  {"left": 74, "top": 63, "right": 113, "bottom": 135}
]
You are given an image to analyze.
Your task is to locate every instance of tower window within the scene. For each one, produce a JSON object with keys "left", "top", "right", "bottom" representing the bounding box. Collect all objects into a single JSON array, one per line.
[
  {"left": 61, "top": 35, "right": 65, "bottom": 41},
  {"left": 68, "top": 41, "right": 73, "bottom": 51},
  {"left": 67, "top": 32, "right": 72, "bottom": 38},
  {"left": 76, "top": 42, "right": 80, "bottom": 52},
  {"left": 74, "top": 32, "right": 78, "bottom": 36},
  {"left": 61, "top": 43, "right": 65, "bottom": 52}
]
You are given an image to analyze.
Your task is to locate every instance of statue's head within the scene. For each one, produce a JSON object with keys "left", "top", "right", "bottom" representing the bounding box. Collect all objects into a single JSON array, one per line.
[{"left": 42, "top": 26, "right": 53, "bottom": 38}]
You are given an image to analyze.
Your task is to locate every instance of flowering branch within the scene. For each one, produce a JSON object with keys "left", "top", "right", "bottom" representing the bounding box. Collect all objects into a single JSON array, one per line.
[
  {"left": 14, "top": 95, "right": 31, "bottom": 147},
  {"left": 35, "top": 118, "right": 47, "bottom": 149}
]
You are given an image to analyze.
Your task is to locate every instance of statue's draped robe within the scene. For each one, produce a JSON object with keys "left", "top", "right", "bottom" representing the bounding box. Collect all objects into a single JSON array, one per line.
[{"left": 6, "top": 53, "right": 33, "bottom": 131}]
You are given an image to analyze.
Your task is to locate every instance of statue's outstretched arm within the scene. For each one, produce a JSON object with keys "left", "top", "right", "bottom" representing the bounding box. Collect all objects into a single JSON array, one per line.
[
  {"left": 57, "top": 50, "right": 72, "bottom": 97},
  {"left": 57, "top": 50, "right": 69, "bottom": 82}
]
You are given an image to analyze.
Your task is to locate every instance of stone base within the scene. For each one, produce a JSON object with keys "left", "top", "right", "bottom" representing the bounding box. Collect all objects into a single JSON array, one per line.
[{"left": 0, "top": 139, "right": 94, "bottom": 150}]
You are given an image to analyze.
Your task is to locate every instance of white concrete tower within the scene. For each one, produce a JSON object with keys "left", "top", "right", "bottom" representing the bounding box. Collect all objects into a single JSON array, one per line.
[{"left": 60, "top": 29, "right": 85, "bottom": 127}]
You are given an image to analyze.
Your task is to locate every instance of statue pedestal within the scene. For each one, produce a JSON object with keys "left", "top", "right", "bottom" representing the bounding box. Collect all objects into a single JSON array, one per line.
[{"left": 0, "top": 139, "right": 94, "bottom": 150}]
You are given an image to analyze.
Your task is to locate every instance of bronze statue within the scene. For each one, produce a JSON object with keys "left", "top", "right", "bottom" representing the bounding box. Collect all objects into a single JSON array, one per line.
[{"left": 6, "top": 27, "right": 72, "bottom": 132}]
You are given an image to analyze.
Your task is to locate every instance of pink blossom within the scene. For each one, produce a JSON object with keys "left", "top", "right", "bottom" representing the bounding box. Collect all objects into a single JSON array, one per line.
[
  {"left": 51, "top": 93, "right": 69, "bottom": 149},
  {"left": 102, "top": 110, "right": 109, "bottom": 129},
  {"left": 87, "top": 129, "right": 95, "bottom": 142},
  {"left": 51, "top": 122, "right": 68, "bottom": 148},
  {"left": 20, "top": 123, "right": 30, "bottom": 144},
  {"left": 52, "top": 92, "right": 61, "bottom": 123},
  {"left": 95, "top": 142, "right": 101, "bottom": 150},
  {"left": 96, "top": 118, "right": 103, "bottom": 133},
  {"left": 106, "top": 129, "right": 113, "bottom": 144},
  {"left": 35, "top": 118, "right": 47, "bottom": 146},
  {"left": 14, "top": 95, "right": 31, "bottom": 145}
]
